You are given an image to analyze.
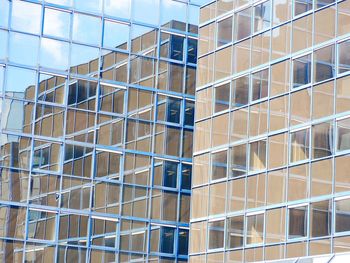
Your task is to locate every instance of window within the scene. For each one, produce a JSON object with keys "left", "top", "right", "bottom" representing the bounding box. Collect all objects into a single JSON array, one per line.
[
  {"left": 337, "top": 117, "right": 350, "bottom": 151},
  {"left": 288, "top": 163, "right": 309, "bottom": 201},
  {"left": 252, "top": 68, "right": 269, "bottom": 101},
  {"left": 91, "top": 218, "right": 117, "bottom": 248},
  {"left": 181, "top": 164, "right": 192, "bottom": 190},
  {"left": 292, "top": 14, "right": 312, "bottom": 52},
  {"left": 184, "top": 101, "right": 195, "bottom": 126},
  {"left": 208, "top": 220, "right": 225, "bottom": 250},
  {"left": 72, "top": 13, "right": 101, "bottom": 46},
  {"left": 293, "top": 54, "right": 311, "bottom": 88},
  {"left": 190, "top": 221, "right": 207, "bottom": 254},
  {"left": 211, "top": 150, "right": 227, "bottom": 180},
  {"left": 335, "top": 198, "right": 350, "bottom": 233},
  {"left": 266, "top": 208, "right": 286, "bottom": 243},
  {"left": 227, "top": 178, "right": 246, "bottom": 212},
  {"left": 334, "top": 155, "right": 350, "bottom": 193},
  {"left": 11, "top": 0, "right": 42, "bottom": 34},
  {"left": 271, "top": 22, "right": 291, "bottom": 60},
  {"left": 230, "top": 144, "right": 247, "bottom": 177},
  {"left": 157, "top": 95, "right": 181, "bottom": 124},
  {"left": 217, "top": 16, "right": 233, "bottom": 47},
  {"left": 44, "top": 8, "right": 70, "bottom": 39},
  {"left": 310, "top": 200, "right": 332, "bottom": 237},
  {"left": 233, "top": 39, "right": 251, "bottom": 73},
  {"left": 215, "top": 45, "right": 232, "bottom": 81},
  {"left": 150, "top": 226, "right": 175, "bottom": 254},
  {"left": 270, "top": 59, "right": 290, "bottom": 96},
  {"left": 199, "top": 22, "right": 215, "bottom": 56},
  {"left": 267, "top": 169, "right": 286, "bottom": 205},
  {"left": 269, "top": 95, "right": 289, "bottom": 132},
  {"left": 9, "top": 32, "right": 39, "bottom": 67},
  {"left": 230, "top": 107, "right": 249, "bottom": 142},
  {"left": 338, "top": 0, "right": 350, "bottom": 37},
  {"left": 154, "top": 160, "right": 178, "bottom": 189},
  {"left": 314, "top": 6, "right": 336, "bottom": 45},
  {"left": 268, "top": 133, "right": 288, "bottom": 169},
  {"left": 249, "top": 101, "right": 268, "bottom": 137},
  {"left": 314, "top": 45, "right": 335, "bottom": 83},
  {"left": 191, "top": 186, "right": 208, "bottom": 219},
  {"left": 246, "top": 213, "right": 264, "bottom": 245},
  {"left": 227, "top": 216, "right": 244, "bottom": 248},
  {"left": 249, "top": 140, "right": 267, "bottom": 172},
  {"left": 312, "top": 122, "right": 333, "bottom": 159},
  {"left": 288, "top": 205, "right": 308, "bottom": 239},
  {"left": 0, "top": 0, "right": 9, "bottom": 28},
  {"left": 103, "top": 19, "right": 129, "bottom": 50},
  {"left": 133, "top": 0, "right": 159, "bottom": 25},
  {"left": 290, "top": 128, "right": 310, "bottom": 163},
  {"left": 232, "top": 75, "right": 249, "bottom": 108},
  {"left": 311, "top": 158, "right": 332, "bottom": 197},
  {"left": 294, "top": 0, "right": 312, "bottom": 16},
  {"left": 178, "top": 229, "right": 189, "bottom": 255},
  {"left": 272, "top": 0, "right": 291, "bottom": 25},
  {"left": 104, "top": 0, "right": 130, "bottom": 19},
  {"left": 290, "top": 88, "right": 311, "bottom": 126},
  {"left": 212, "top": 113, "right": 229, "bottom": 147},
  {"left": 75, "top": 0, "right": 102, "bottom": 13},
  {"left": 254, "top": 0, "right": 271, "bottom": 32},
  {"left": 214, "top": 82, "right": 230, "bottom": 113},
  {"left": 161, "top": 0, "right": 187, "bottom": 30},
  {"left": 235, "top": 8, "right": 251, "bottom": 41},
  {"left": 40, "top": 38, "right": 70, "bottom": 70},
  {"left": 339, "top": 40, "right": 350, "bottom": 74},
  {"left": 312, "top": 80, "right": 334, "bottom": 120},
  {"left": 247, "top": 173, "right": 266, "bottom": 208},
  {"left": 209, "top": 182, "right": 226, "bottom": 216}
]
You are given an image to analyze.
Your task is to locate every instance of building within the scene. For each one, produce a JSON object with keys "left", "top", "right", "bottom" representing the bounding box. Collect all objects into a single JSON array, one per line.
[
  {"left": 190, "top": 0, "right": 350, "bottom": 262},
  {"left": 0, "top": 0, "right": 207, "bottom": 262}
]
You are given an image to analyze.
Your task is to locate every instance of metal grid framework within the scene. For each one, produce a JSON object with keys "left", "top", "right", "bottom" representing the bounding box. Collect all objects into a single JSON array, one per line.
[
  {"left": 0, "top": 0, "right": 204, "bottom": 262},
  {"left": 191, "top": 0, "right": 350, "bottom": 262}
]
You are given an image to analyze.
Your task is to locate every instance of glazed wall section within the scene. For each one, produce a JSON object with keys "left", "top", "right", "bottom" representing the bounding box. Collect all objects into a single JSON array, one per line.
[
  {"left": 0, "top": 0, "right": 206, "bottom": 262},
  {"left": 190, "top": 0, "right": 350, "bottom": 262}
]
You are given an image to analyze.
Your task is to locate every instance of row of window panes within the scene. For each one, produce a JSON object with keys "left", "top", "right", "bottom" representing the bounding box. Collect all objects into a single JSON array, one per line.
[
  {"left": 0, "top": 0, "right": 197, "bottom": 31},
  {"left": 200, "top": 0, "right": 344, "bottom": 32},
  {"left": 198, "top": 26, "right": 350, "bottom": 88},
  {"left": 194, "top": 116, "right": 350, "bottom": 181},
  {"left": 0, "top": 204, "right": 189, "bottom": 255},
  {"left": 0, "top": 59, "right": 196, "bottom": 97},
  {"left": 190, "top": 197, "right": 350, "bottom": 253}
]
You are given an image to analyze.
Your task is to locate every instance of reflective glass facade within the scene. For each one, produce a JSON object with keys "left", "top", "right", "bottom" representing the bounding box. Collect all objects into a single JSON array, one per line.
[
  {"left": 191, "top": 0, "right": 350, "bottom": 262},
  {"left": 0, "top": 0, "right": 207, "bottom": 261}
]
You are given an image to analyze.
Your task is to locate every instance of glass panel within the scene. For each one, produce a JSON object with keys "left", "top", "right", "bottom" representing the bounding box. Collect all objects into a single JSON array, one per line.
[
  {"left": 217, "top": 16, "right": 232, "bottom": 47},
  {"left": 269, "top": 95, "right": 289, "bottom": 132},
  {"left": 266, "top": 208, "right": 285, "bottom": 243},
  {"left": 267, "top": 168, "right": 286, "bottom": 205},
  {"left": 72, "top": 13, "right": 101, "bottom": 46},
  {"left": 133, "top": 0, "right": 159, "bottom": 25},
  {"left": 314, "top": 6, "right": 336, "bottom": 45},
  {"left": 252, "top": 68, "right": 269, "bottom": 101},
  {"left": 273, "top": 0, "right": 291, "bottom": 25},
  {"left": 230, "top": 144, "right": 247, "bottom": 178},
  {"left": 312, "top": 80, "right": 334, "bottom": 120},
  {"left": 75, "top": 0, "right": 102, "bottom": 13},
  {"left": 227, "top": 216, "right": 244, "bottom": 249},
  {"left": 40, "top": 38, "right": 70, "bottom": 70},
  {"left": 339, "top": 40, "right": 350, "bottom": 74},
  {"left": 193, "top": 154, "right": 209, "bottom": 187},
  {"left": 293, "top": 54, "right": 311, "bottom": 88},
  {"left": 335, "top": 155, "right": 350, "bottom": 193},
  {"left": 11, "top": 0, "right": 41, "bottom": 34},
  {"left": 103, "top": 19, "right": 129, "bottom": 50},
  {"left": 338, "top": 0, "right": 350, "bottom": 37},
  {"left": 292, "top": 14, "right": 312, "bottom": 52},
  {"left": 9, "top": 32, "right": 39, "bottom": 67},
  {"left": 189, "top": 221, "right": 207, "bottom": 254},
  {"left": 288, "top": 205, "right": 307, "bottom": 239},
  {"left": 268, "top": 133, "right": 288, "bottom": 169},
  {"left": 290, "top": 128, "right": 310, "bottom": 163},
  {"left": 212, "top": 113, "right": 229, "bottom": 147},
  {"left": 211, "top": 150, "right": 227, "bottom": 181},
  {"left": 246, "top": 213, "right": 264, "bottom": 245},
  {"left": 181, "top": 164, "right": 192, "bottom": 190},
  {"left": 157, "top": 95, "right": 181, "bottom": 124},
  {"left": 161, "top": 0, "right": 187, "bottom": 31},
  {"left": 217, "top": 0, "right": 233, "bottom": 16},
  {"left": 5, "top": 66, "right": 36, "bottom": 100},
  {"left": 249, "top": 101, "right": 268, "bottom": 137},
  {"left": 209, "top": 182, "right": 226, "bottom": 215},
  {"left": 246, "top": 173, "right": 266, "bottom": 208},
  {"left": 0, "top": 205, "right": 26, "bottom": 238},
  {"left": 0, "top": 0, "right": 9, "bottom": 28},
  {"left": 294, "top": 0, "right": 312, "bottom": 16},
  {"left": 230, "top": 107, "right": 248, "bottom": 142},
  {"left": 335, "top": 198, "right": 350, "bottom": 233},
  {"left": 43, "top": 8, "right": 70, "bottom": 39},
  {"left": 194, "top": 119, "right": 211, "bottom": 152},
  {"left": 310, "top": 200, "right": 332, "bottom": 237},
  {"left": 270, "top": 59, "right": 290, "bottom": 96},
  {"left": 227, "top": 178, "right": 245, "bottom": 212},
  {"left": 254, "top": 0, "right": 271, "bottom": 32},
  {"left": 337, "top": 117, "right": 350, "bottom": 151},
  {"left": 235, "top": 7, "right": 251, "bottom": 41},
  {"left": 208, "top": 220, "right": 225, "bottom": 249},
  {"left": 191, "top": 186, "right": 208, "bottom": 219},
  {"left": 214, "top": 83, "right": 230, "bottom": 113},
  {"left": 311, "top": 158, "right": 332, "bottom": 197},
  {"left": 336, "top": 76, "right": 350, "bottom": 114},
  {"left": 27, "top": 210, "right": 56, "bottom": 241},
  {"left": 290, "top": 88, "right": 311, "bottom": 126},
  {"left": 215, "top": 46, "right": 232, "bottom": 81},
  {"left": 233, "top": 39, "right": 251, "bottom": 73},
  {"left": 314, "top": 45, "right": 335, "bottom": 83},
  {"left": 288, "top": 163, "right": 309, "bottom": 201},
  {"left": 153, "top": 160, "right": 178, "bottom": 188},
  {"left": 249, "top": 140, "right": 267, "bottom": 172},
  {"left": 198, "top": 22, "right": 215, "bottom": 56},
  {"left": 312, "top": 122, "right": 333, "bottom": 159},
  {"left": 232, "top": 75, "right": 249, "bottom": 108},
  {"left": 271, "top": 22, "right": 291, "bottom": 60},
  {"left": 104, "top": 0, "right": 130, "bottom": 19}
]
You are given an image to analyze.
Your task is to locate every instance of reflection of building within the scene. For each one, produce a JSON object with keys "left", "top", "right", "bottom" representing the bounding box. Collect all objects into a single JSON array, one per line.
[
  {"left": 0, "top": 0, "right": 199, "bottom": 260},
  {"left": 190, "top": 0, "right": 350, "bottom": 262}
]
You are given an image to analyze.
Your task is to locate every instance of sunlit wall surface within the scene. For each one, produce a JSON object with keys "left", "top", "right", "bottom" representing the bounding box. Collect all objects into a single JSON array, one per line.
[
  {"left": 0, "top": 0, "right": 207, "bottom": 261},
  {"left": 191, "top": 0, "right": 350, "bottom": 262}
]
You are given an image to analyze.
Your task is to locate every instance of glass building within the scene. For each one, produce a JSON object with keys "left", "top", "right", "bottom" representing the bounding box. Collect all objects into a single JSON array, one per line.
[
  {"left": 0, "top": 0, "right": 208, "bottom": 262},
  {"left": 190, "top": 0, "right": 350, "bottom": 262}
]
